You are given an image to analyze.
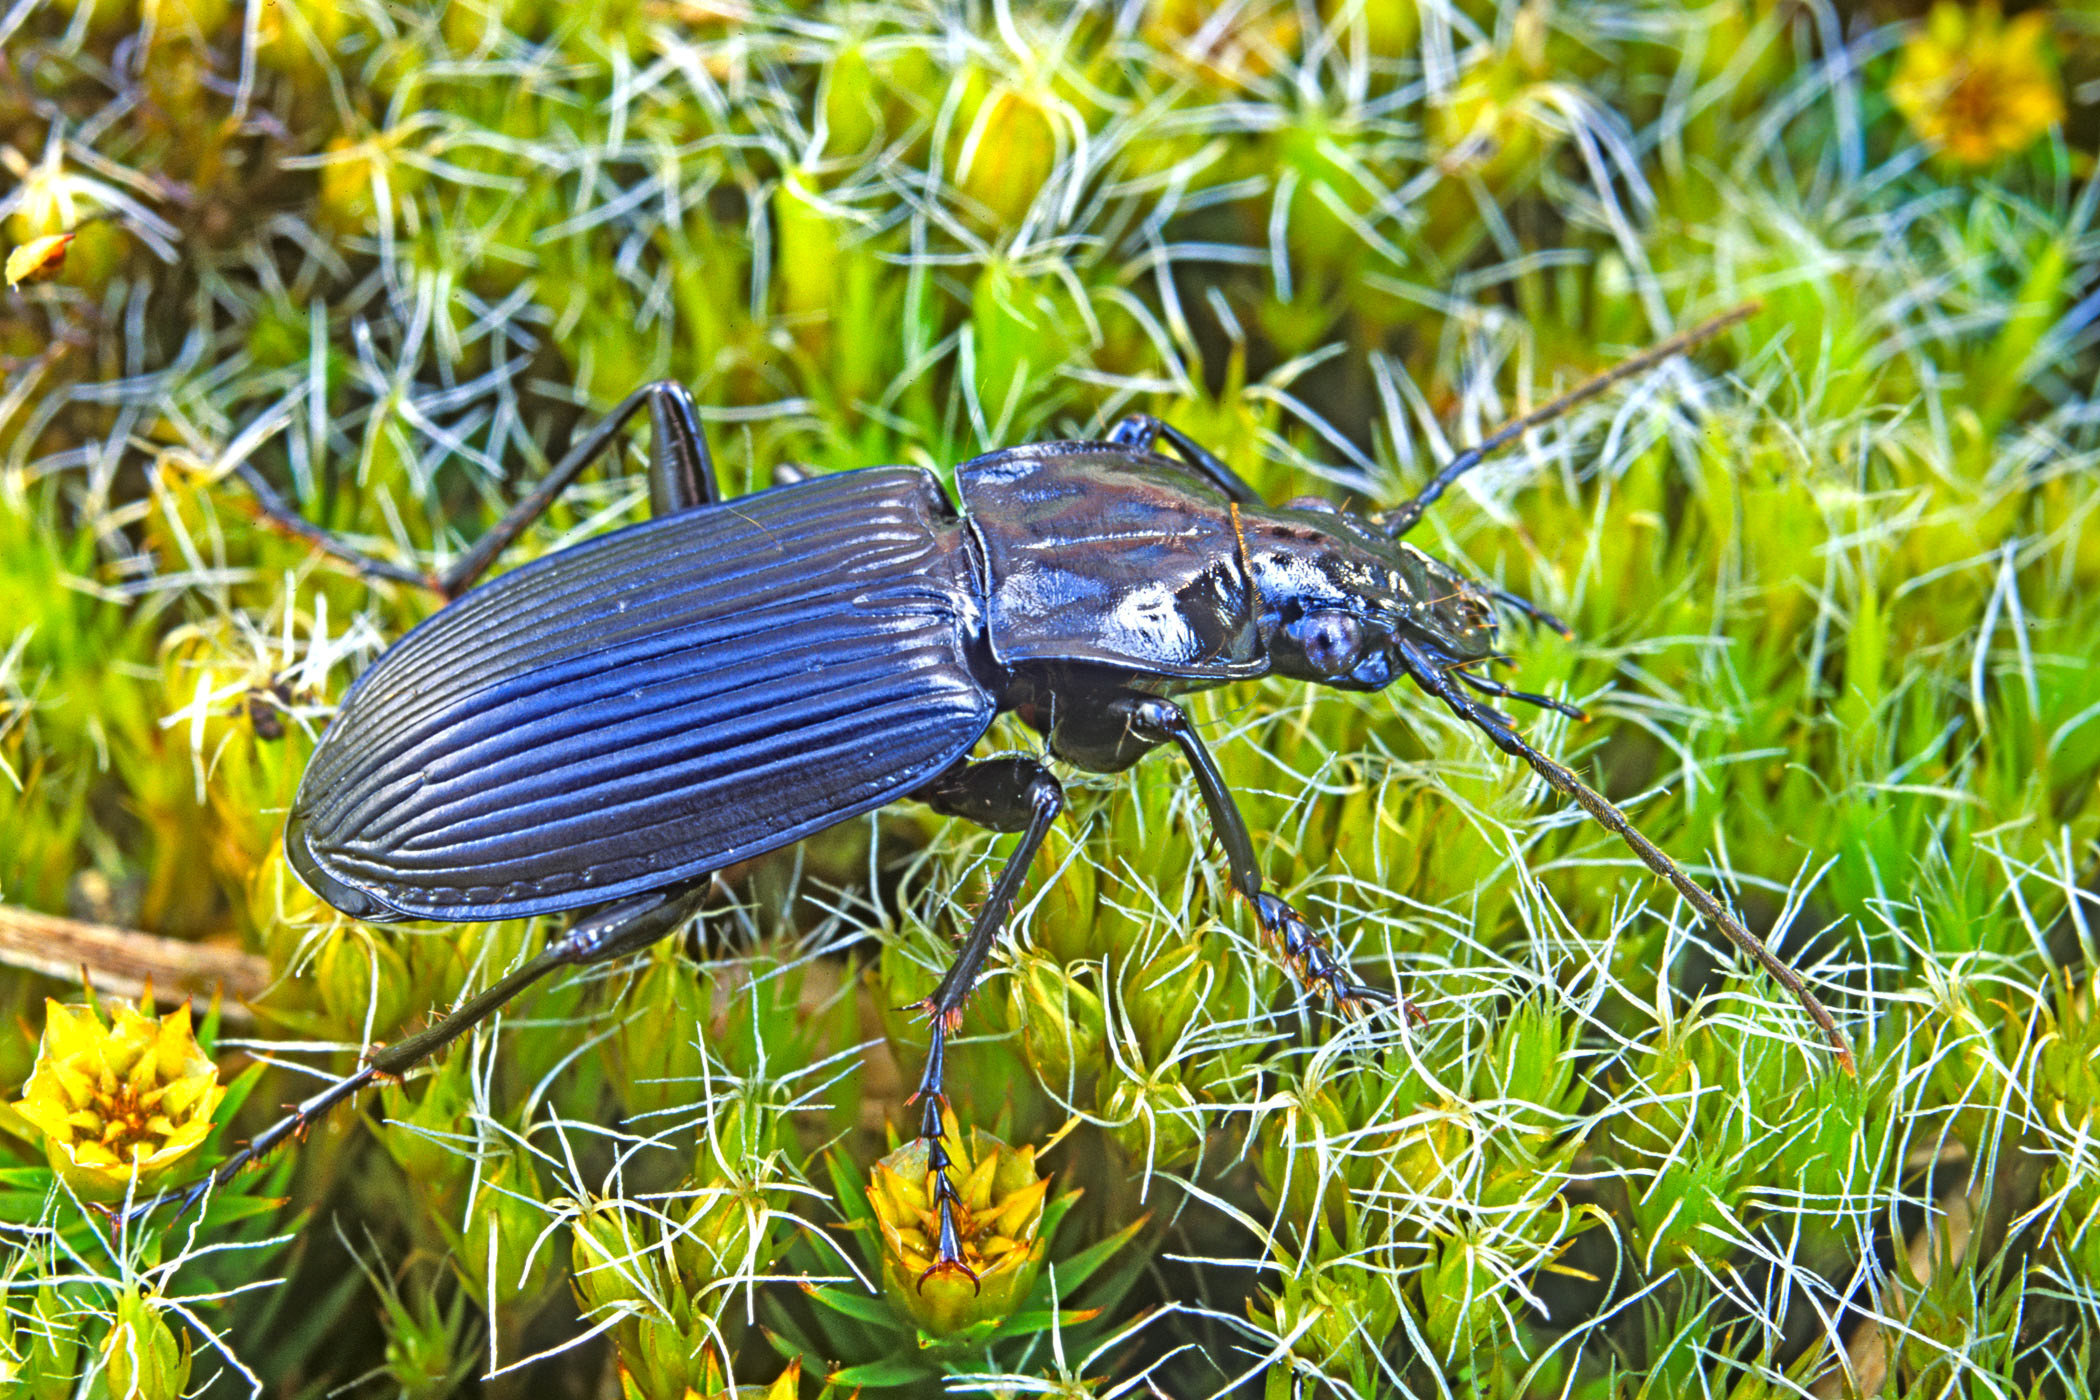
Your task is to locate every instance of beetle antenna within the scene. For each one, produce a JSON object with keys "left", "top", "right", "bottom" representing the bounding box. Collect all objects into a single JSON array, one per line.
[
  {"left": 1395, "top": 640, "right": 1855, "bottom": 1073},
  {"left": 1374, "top": 302, "right": 1760, "bottom": 539}
]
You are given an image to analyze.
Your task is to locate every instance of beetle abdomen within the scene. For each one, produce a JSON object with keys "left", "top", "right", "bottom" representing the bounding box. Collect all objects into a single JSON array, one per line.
[{"left": 289, "top": 467, "right": 996, "bottom": 921}]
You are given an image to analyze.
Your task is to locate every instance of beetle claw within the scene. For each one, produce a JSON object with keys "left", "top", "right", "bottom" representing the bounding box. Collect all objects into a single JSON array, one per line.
[
  {"left": 917, "top": 1218, "right": 982, "bottom": 1295},
  {"left": 1335, "top": 980, "right": 1421, "bottom": 1026}
]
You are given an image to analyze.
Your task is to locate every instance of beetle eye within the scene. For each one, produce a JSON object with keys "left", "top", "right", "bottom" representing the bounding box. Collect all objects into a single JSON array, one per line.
[{"left": 1287, "top": 610, "right": 1363, "bottom": 677}]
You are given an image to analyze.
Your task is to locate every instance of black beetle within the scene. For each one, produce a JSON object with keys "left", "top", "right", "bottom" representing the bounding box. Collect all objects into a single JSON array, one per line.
[{"left": 159, "top": 305, "right": 1850, "bottom": 1282}]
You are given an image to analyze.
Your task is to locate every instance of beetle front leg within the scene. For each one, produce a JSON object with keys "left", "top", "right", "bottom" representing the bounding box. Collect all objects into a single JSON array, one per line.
[
  {"left": 1105, "top": 415, "right": 1266, "bottom": 506},
  {"left": 906, "top": 757, "right": 1066, "bottom": 1288},
  {"left": 1110, "top": 696, "right": 1400, "bottom": 1014}
]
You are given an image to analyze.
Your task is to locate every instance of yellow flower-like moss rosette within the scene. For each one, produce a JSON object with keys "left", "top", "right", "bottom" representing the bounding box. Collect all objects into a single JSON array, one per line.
[
  {"left": 1890, "top": 2, "right": 2064, "bottom": 166},
  {"left": 12, "top": 997, "right": 226, "bottom": 1201},
  {"left": 866, "top": 1108, "right": 1053, "bottom": 1335}
]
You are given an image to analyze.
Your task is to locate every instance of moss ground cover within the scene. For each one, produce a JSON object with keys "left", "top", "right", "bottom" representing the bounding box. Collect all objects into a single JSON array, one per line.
[{"left": 2, "top": 1, "right": 2097, "bottom": 1394}]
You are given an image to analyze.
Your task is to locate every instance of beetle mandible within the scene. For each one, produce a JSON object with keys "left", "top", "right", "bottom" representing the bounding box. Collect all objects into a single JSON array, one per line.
[{"left": 153, "top": 304, "right": 1851, "bottom": 1284}]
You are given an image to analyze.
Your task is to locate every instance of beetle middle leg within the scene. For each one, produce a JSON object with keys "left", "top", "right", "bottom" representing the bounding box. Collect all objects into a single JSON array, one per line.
[
  {"left": 1104, "top": 695, "right": 1398, "bottom": 1012},
  {"left": 126, "top": 878, "right": 713, "bottom": 1224},
  {"left": 232, "top": 379, "right": 720, "bottom": 599},
  {"left": 905, "top": 756, "right": 1065, "bottom": 1287}
]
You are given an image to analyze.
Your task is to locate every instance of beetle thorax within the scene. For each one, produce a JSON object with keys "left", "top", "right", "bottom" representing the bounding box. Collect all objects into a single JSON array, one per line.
[{"left": 1239, "top": 504, "right": 1500, "bottom": 689}]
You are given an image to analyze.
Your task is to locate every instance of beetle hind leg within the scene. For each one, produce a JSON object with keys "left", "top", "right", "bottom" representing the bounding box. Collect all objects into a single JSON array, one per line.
[
  {"left": 229, "top": 463, "right": 437, "bottom": 591},
  {"left": 906, "top": 757, "right": 1066, "bottom": 1286},
  {"left": 226, "top": 380, "right": 721, "bottom": 600},
  {"left": 121, "top": 878, "right": 714, "bottom": 1226},
  {"left": 435, "top": 380, "right": 719, "bottom": 596}
]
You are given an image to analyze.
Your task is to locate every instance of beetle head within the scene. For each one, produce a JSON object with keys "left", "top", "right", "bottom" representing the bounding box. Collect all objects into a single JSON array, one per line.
[{"left": 1245, "top": 500, "right": 1500, "bottom": 690}]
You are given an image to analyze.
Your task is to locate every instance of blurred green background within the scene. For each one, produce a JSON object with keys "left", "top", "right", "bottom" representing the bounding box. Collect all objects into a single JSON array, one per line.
[{"left": 2, "top": 0, "right": 2097, "bottom": 1395}]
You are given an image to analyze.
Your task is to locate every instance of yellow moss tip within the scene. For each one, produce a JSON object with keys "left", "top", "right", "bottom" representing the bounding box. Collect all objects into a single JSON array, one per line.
[
  {"left": 6, "top": 233, "right": 75, "bottom": 289},
  {"left": 12, "top": 996, "right": 226, "bottom": 1200},
  {"left": 1890, "top": 1, "right": 2064, "bottom": 166}
]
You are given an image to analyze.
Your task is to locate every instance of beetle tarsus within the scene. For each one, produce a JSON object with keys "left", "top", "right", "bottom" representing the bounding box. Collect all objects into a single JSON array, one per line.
[
  {"left": 1120, "top": 696, "right": 1401, "bottom": 1016},
  {"left": 905, "top": 1025, "right": 981, "bottom": 1293},
  {"left": 135, "top": 881, "right": 715, "bottom": 1226},
  {"left": 118, "top": 1058, "right": 390, "bottom": 1227},
  {"left": 1254, "top": 891, "right": 1395, "bottom": 1012}
]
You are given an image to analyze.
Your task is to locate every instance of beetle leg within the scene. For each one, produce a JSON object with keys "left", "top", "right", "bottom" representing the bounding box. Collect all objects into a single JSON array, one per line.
[
  {"left": 907, "top": 757, "right": 1065, "bottom": 1288},
  {"left": 917, "top": 755, "right": 1056, "bottom": 833},
  {"left": 229, "top": 380, "right": 721, "bottom": 599},
  {"left": 1105, "top": 414, "right": 1266, "bottom": 506},
  {"left": 436, "top": 380, "right": 719, "bottom": 597},
  {"left": 1486, "top": 585, "right": 1576, "bottom": 639},
  {"left": 230, "top": 463, "right": 436, "bottom": 590},
  {"left": 1393, "top": 639, "right": 1856, "bottom": 1073},
  {"left": 120, "top": 880, "right": 712, "bottom": 1226},
  {"left": 638, "top": 379, "right": 719, "bottom": 516},
  {"left": 1110, "top": 695, "right": 1400, "bottom": 1014}
]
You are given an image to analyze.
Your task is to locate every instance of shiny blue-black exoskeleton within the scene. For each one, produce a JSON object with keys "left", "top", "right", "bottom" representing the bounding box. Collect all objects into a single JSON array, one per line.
[{"left": 164, "top": 307, "right": 1851, "bottom": 1280}]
